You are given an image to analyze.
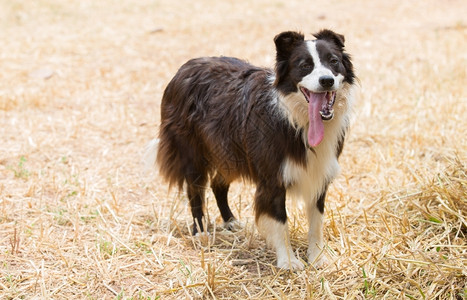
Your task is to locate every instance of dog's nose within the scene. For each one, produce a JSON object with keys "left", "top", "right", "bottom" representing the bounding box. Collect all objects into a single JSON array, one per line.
[{"left": 319, "top": 76, "right": 334, "bottom": 89}]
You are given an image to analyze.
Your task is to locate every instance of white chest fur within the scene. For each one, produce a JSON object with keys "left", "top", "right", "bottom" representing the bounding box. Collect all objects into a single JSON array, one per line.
[
  {"left": 281, "top": 119, "right": 342, "bottom": 203},
  {"left": 279, "top": 84, "right": 354, "bottom": 204}
]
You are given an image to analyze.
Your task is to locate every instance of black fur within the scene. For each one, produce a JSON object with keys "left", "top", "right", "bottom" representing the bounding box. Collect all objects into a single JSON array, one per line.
[{"left": 156, "top": 30, "right": 355, "bottom": 235}]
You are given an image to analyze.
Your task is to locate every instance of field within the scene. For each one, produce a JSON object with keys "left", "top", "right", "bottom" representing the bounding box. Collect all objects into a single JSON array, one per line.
[{"left": 0, "top": 0, "right": 466, "bottom": 299}]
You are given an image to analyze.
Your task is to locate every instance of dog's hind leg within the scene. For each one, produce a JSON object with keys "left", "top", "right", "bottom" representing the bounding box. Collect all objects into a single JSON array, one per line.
[
  {"left": 186, "top": 169, "right": 208, "bottom": 235},
  {"left": 211, "top": 173, "right": 237, "bottom": 230}
]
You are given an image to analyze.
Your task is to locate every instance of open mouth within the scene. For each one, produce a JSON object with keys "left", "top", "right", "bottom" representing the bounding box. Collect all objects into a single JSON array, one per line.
[
  {"left": 300, "top": 87, "right": 336, "bottom": 121},
  {"left": 299, "top": 86, "right": 337, "bottom": 147}
]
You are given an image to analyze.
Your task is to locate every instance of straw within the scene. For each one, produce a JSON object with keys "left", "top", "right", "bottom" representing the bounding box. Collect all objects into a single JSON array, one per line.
[{"left": 0, "top": 0, "right": 465, "bottom": 298}]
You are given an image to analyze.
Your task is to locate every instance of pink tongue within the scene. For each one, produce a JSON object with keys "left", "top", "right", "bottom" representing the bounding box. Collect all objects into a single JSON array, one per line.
[{"left": 307, "top": 93, "right": 326, "bottom": 147}]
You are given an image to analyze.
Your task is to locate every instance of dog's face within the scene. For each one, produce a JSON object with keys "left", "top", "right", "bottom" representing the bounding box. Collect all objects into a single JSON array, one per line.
[{"left": 273, "top": 30, "right": 355, "bottom": 147}]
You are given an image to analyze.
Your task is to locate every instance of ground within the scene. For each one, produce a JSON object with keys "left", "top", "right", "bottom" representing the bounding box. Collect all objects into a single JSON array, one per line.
[{"left": 0, "top": 0, "right": 466, "bottom": 299}]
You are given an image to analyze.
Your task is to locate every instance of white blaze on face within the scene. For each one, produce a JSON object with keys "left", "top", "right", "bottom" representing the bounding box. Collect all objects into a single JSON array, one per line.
[
  {"left": 299, "top": 41, "right": 344, "bottom": 92},
  {"left": 295, "top": 41, "right": 345, "bottom": 147}
]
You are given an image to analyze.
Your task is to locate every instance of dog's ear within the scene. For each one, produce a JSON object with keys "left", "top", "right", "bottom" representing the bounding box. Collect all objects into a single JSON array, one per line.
[
  {"left": 274, "top": 31, "right": 305, "bottom": 61},
  {"left": 313, "top": 29, "right": 345, "bottom": 49}
]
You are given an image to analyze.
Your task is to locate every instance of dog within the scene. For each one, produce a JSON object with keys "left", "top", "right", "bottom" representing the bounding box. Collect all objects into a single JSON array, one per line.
[{"left": 147, "top": 29, "right": 356, "bottom": 270}]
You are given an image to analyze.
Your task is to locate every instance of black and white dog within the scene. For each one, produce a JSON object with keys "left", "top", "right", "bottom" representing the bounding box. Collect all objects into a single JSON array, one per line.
[{"left": 147, "top": 29, "right": 356, "bottom": 269}]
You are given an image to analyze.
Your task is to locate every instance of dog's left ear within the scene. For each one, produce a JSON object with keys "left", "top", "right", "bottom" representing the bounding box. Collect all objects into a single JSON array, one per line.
[{"left": 313, "top": 29, "right": 345, "bottom": 49}]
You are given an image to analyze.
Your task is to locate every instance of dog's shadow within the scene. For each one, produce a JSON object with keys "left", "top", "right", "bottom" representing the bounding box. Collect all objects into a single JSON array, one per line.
[{"left": 158, "top": 218, "right": 308, "bottom": 275}]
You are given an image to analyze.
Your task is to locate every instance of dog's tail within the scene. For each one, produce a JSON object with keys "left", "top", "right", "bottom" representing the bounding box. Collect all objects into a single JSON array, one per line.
[{"left": 142, "top": 138, "right": 160, "bottom": 173}]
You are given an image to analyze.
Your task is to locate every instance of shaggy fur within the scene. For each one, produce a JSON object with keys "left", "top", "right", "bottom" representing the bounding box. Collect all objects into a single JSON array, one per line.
[{"left": 148, "top": 29, "right": 356, "bottom": 269}]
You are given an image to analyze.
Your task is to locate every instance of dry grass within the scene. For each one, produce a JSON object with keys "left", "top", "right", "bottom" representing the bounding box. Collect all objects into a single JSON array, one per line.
[{"left": 0, "top": 0, "right": 466, "bottom": 299}]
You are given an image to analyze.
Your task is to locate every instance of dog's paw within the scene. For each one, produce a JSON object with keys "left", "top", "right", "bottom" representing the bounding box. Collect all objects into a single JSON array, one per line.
[
  {"left": 223, "top": 219, "right": 244, "bottom": 231},
  {"left": 308, "top": 248, "right": 328, "bottom": 269},
  {"left": 195, "top": 231, "right": 210, "bottom": 237},
  {"left": 194, "top": 231, "right": 211, "bottom": 246},
  {"left": 309, "top": 255, "right": 328, "bottom": 269},
  {"left": 276, "top": 256, "right": 305, "bottom": 270}
]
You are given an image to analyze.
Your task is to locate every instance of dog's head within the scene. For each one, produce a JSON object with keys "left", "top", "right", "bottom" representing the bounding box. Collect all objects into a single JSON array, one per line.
[{"left": 273, "top": 29, "right": 355, "bottom": 147}]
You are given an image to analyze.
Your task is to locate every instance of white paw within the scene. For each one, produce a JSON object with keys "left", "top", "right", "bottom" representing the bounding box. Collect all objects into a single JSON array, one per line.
[
  {"left": 194, "top": 231, "right": 211, "bottom": 246},
  {"left": 277, "top": 256, "right": 305, "bottom": 270},
  {"left": 310, "top": 255, "right": 328, "bottom": 268},
  {"left": 223, "top": 219, "right": 244, "bottom": 231},
  {"left": 308, "top": 248, "right": 328, "bottom": 268},
  {"left": 194, "top": 231, "right": 210, "bottom": 237}
]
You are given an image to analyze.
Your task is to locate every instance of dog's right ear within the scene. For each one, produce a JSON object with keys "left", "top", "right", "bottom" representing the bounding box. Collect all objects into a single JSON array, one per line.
[{"left": 274, "top": 31, "right": 304, "bottom": 61}]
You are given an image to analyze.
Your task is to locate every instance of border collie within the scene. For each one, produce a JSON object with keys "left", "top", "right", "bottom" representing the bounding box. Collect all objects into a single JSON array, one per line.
[{"left": 147, "top": 29, "right": 355, "bottom": 270}]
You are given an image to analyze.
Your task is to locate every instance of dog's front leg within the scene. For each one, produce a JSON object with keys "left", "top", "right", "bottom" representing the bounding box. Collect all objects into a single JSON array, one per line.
[
  {"left": 257, "top": 214, "right": 304, "bottom": 270},
  {"left": 255, "top": 185, "right": 304, "bottom": 270},
  {"left": 307, "top": 189, "right": 329, "bottom": 268}
]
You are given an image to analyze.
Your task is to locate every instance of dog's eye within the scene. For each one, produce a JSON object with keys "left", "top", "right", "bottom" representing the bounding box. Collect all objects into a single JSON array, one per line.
[
  {"left": 329, "top": 57, "right": 339, "bottom": 66},
  {"left": 300, "top": 63, "right": 313, "bottom": 70}
]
